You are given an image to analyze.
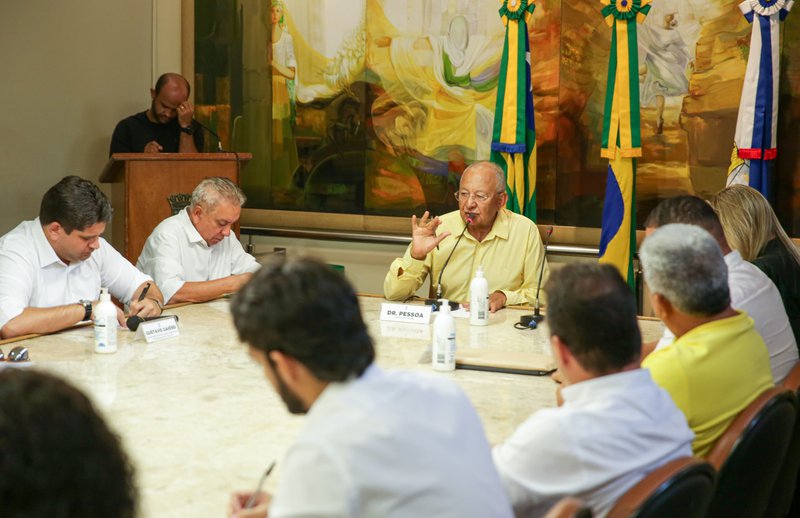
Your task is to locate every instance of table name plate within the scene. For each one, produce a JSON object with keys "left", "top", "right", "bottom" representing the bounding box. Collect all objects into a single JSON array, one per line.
[{"left": 379, "top": 303, "right": 431, "bottom": 324}]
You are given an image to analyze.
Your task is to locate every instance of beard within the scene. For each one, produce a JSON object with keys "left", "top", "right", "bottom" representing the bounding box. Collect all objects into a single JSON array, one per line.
[
  {"left": 150, "top": 100, "right": 173, "bottom": 124},
  {"left": 274, "top": 368, "right": 307, "bottom": 415}
]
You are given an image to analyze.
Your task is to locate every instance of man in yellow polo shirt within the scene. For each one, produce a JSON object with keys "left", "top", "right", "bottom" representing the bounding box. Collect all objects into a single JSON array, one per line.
[
  {"left": 639, "top": 223, "right": 773, "bottom": 456},
  {"left": 383, "top": 161, "right": 548, "bottom": 311}
]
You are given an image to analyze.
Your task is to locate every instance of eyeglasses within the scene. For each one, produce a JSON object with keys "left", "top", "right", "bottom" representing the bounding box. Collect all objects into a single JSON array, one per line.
[
  {"left": 454, "top": 191, "right": 503, "bottom": 203},
  {"left": 0, "top": 346, "right": 30, "bottom": 362}
]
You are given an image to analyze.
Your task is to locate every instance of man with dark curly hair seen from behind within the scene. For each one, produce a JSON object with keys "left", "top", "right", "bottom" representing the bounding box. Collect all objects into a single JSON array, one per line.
[
  {"left": 228, "top": 256, "right": 512, "bottom": 518},
  {"left": 0, "top": 369, "right": 137, "bottom": 518}
]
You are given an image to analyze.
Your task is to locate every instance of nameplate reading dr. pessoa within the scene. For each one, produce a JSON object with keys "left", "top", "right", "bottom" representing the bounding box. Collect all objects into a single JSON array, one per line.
[
  {"left": 136, "top": 316, "right": 180, "bottom": 343},
  {"left": 379, "top": 303, "right": 431, "bottom": 325}
]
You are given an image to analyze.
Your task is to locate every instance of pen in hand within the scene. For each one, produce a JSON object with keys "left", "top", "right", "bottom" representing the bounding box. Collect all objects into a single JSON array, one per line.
[
  {"left": 137, "top": 282, "right": 151, "bottom": 302},
  {"left": 244, "top": 461, "right": 276, "bottom": 509}
]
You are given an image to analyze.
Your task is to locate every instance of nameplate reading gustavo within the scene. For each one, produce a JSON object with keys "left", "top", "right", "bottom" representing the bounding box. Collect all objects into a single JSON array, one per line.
[{"left": 136, "top": 315, "right": 181, "bottom": 343}]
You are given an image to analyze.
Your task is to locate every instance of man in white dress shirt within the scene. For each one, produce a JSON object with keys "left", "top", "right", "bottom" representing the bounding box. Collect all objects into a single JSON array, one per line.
[
  {"left": 228, "top": 257, "right": 513, "bottom": 518},
  {"left": 0, "top": 176, "right": 162, "bottom": 338},
  {"left": 137, "top": 177, "right": 259, "bottom": 304},
  {"left": 493, "top": 263, "right": 693, "bottom": 518},
  {"left": 643, "top": 195, "right": 798, "bottom": 384}
]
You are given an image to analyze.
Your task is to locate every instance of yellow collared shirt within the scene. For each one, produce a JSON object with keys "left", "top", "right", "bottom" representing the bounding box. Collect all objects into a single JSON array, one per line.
[
  {"left": 383, "top": 209, "right": 548, "bottom": 305},
  {"left": 642, "top": 311, "right": 774, "bottom": 457}
]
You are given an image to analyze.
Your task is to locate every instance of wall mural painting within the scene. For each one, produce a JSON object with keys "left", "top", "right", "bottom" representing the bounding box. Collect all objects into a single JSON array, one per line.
[{"left": 194, "top": 0, "right": 800, "bottom": 230}]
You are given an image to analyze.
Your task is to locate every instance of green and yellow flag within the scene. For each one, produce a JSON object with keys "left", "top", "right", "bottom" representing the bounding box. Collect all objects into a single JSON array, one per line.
[
  {"left": 491, "top": 0, "right": 537, "bottom": 221},
  {"left": 597, "top": 0, "right": 650, "bottom": 287}
]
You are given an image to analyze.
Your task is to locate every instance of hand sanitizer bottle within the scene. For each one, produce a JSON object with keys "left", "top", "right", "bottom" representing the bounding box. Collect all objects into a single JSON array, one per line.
[
  {"left": 470, "top": 265, "right": 489, "bottom": 326},
  {"left": 94, "top": 288, "right": 118, "bottom": 354},
  {"left": 432, "top": 299, "right": 456, "bottom": 371}
]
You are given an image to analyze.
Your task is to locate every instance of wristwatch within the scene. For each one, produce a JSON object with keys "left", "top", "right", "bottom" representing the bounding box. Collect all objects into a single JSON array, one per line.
[
  {"left": 79, "top": 299, "right": 92, "bottom": 321},
  {"left": 180, "top": 124, "right": 195, "bottom": 135}
]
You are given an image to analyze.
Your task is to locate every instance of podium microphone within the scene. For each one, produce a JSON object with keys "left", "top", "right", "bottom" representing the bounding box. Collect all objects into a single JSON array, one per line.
[
  {"left": 193, "top": 119, "right": 224, "bottom": 152},
  {"left": 127, "top": 314, "right": 179, "bottom": 332},
  {"left": 517, "top": 226, "right": 552, "bottom": 328}
]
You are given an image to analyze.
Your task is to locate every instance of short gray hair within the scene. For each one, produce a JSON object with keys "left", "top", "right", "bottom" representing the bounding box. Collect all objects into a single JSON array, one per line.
[
  {"left": 462, "top": 161, "right": 506, "bottom": 194},
  {"left": 639, "top": 223, "right": 730, "bottom": 316},
  {"left": 190, "top": 177, "right": 246, "bottom": 211}
]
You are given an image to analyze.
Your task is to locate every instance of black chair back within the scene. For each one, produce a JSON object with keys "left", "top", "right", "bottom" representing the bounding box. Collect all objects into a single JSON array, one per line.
[
  {"left": 765, "top": 363, "right": 800, "bottom": 518},
  {"left": 706, "top": 387, "right": 797, "bottom": 518},
  {"left": 606, "top": 457, "right": 715, "bottom": 518}
]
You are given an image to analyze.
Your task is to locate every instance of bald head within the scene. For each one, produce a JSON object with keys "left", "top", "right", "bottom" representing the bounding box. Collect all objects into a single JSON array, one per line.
[
  {"left": 149, "top": 73, "right": 191, "bottom": 125},
  {"left": 457, "top": 161, "right": 508, "bottom": 234},
  {"left": 154, "top": 73, "right": 190, "bottom": 96},
  {"left": 461, "top": 161, "right": 505, "bottom": 194}
]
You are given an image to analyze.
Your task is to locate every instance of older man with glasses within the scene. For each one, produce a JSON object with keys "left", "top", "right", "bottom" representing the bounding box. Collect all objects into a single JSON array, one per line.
[{"left": 384, "top": 161, "right": 548, "bottom": 311}]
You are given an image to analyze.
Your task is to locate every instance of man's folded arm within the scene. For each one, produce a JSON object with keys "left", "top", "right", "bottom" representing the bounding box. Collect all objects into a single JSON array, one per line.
[
  {"left": 230, "top": 241, "right": 261, "bottom": 274},
  {"left": 169, "top": 274, "right": 252, "bottom": 304},
  {"left": 1, "top": 305, "right": 87, "bottom": 339},
  {"left": 383, "top": 252, "right": 430, "bottom": 301}
]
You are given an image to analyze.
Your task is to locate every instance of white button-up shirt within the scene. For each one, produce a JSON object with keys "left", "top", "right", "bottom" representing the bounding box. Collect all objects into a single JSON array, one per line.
[
  {"left": 136, "top": 209, "right": 259, "bottom": 303},
  {"left": 656, "top": 250, "right": 798, "bottom": 384},
  {"left": 269, "top": 365, "right": 513, "bottom": 518},
  {"left": 493, "top": 369, "right": 694, "bottom": 518},
  {"left": 0, "top": 218, "right": 151, "bottom": 330}
]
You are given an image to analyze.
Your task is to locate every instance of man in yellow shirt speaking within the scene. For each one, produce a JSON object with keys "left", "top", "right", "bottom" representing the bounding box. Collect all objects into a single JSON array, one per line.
[{"left": 383, "top": 161, "right": 548, "bottom": 312}]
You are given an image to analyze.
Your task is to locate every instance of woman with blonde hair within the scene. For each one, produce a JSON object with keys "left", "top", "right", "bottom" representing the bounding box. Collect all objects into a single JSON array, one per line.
[{"left": 710, "top": 184, "right": 800, "bottom": 343}]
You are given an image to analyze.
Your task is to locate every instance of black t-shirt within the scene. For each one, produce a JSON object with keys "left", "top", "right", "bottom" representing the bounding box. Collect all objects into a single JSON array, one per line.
[
  {"left": 109, "top": 111, "right": 204, "bottom": 155},
  {"left": 753, "top": 238, "right": 800, "bottom": 346}
]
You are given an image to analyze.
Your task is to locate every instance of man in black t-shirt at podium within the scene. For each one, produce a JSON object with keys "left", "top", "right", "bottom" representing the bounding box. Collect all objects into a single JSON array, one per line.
[{"left": 109, "top": 72, "right": 204, "bottom": 155}]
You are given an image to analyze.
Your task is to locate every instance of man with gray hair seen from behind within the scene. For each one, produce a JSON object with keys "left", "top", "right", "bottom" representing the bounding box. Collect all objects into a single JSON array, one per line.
[
  {"left": 643, "top": 195, "right": 797, "bottom": 385},
  {"left": 640, "top": 224, "right": 773, "bottom": 457},
  {"left": 228, "top": 257, "right": 513, "bottom": 518},
  {"left": 137, "top": 177, "right": 259, "bottom": 304}
]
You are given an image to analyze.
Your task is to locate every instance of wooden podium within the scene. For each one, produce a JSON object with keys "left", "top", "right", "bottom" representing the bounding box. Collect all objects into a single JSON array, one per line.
[{"left": 100, "top": 153, "right": 251, "bottom": 262}]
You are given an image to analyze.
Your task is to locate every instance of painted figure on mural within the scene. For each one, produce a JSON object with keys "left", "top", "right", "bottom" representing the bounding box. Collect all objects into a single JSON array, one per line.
[
  {"left": 638, "top": 8, "right": 693, "bottom": 134},
  {"left": 372, "top": 14, "right": 502, "bottom": 162},
  {"left": 270, "top": 0, "right": 299, "bottom": 192}
]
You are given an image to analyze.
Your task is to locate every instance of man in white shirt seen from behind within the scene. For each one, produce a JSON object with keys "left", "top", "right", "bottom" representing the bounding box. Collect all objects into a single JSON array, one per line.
[
  {"left": 0, "top": 176, "right": 162, "bottom": 338},
  {"left": 643, "top": 195, "right": 798, "bottom": 384},
  {"left": 228, "top": 257, "right": 513, "bottom": 518},
  {"left": 493, "top": 263, "right": 693, "bottom": 518},
  {"left": 137, "top": 177, "right": 259, "bottom": 304}
]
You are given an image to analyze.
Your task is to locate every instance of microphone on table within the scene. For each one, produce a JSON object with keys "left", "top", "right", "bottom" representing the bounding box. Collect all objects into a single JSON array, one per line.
[
  {"left": 518, "top": 226, "right": 553, "bottom": 328},
  {"left": 126, "top": 314, "right": 179, "bottom": 332},
  {"left": 425, "top": 214, "right": 473, "bottom": 310}
]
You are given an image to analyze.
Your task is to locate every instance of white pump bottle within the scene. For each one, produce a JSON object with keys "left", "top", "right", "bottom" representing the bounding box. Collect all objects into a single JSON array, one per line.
[
  {"left": 432, "top": 299, "right": 457, "bottom": 371},
  {"left": 469, "top": 265, "right": 489, "bottom": 326}
]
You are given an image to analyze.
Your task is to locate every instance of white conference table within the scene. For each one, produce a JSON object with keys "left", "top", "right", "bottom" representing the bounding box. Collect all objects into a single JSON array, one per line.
[{"left": 3, "top": 296, "right": 664, "bottom": 518}]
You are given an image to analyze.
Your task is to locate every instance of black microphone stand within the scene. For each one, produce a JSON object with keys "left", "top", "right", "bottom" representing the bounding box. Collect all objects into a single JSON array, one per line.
[
  {"left": 425, "top": 218, "right": 471, "bottom": 311},
  {"left": 193, "top": 119, "right": 244, "bottom": 186},
  {"left": 519, "top": 226, "right": 553, "bottom": 327},
  {"left": 194, "top": 120, "right": 224, "bottom": 152}
]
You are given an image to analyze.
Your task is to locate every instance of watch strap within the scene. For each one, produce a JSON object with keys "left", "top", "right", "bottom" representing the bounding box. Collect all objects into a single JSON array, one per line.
[{"left": 79, "top": 300, "right": 92, "bottom": 321}]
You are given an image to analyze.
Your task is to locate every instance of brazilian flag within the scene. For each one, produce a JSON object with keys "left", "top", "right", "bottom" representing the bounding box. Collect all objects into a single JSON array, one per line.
[
  {"left": 490, "top": 0, "right": 537, "bottom": 222},
  {"left": 598, "top": 0, "right": 650, "bottom": 289}
]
